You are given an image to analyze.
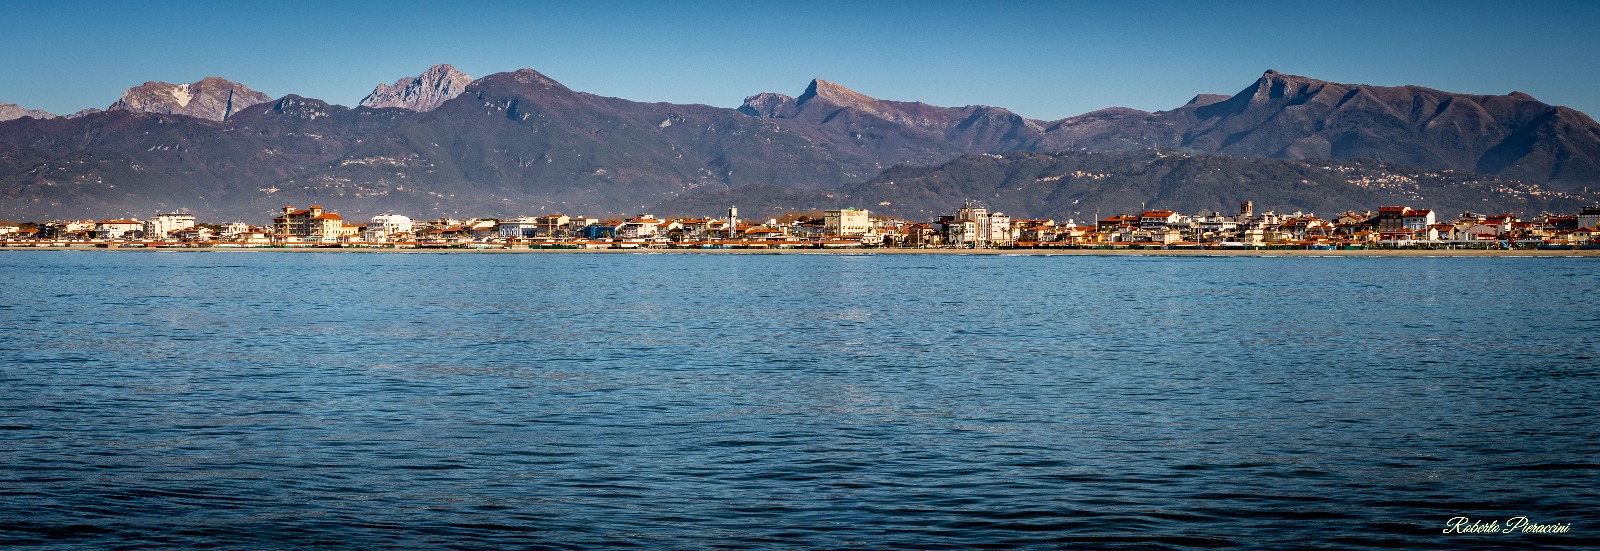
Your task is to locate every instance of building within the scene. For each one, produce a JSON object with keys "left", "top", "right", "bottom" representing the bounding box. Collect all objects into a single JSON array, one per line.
[
  {"left": 1378, "top": 206, "right": 1408, "bottom": 234},
  {"left": 1401, "top": 209, "right": 1436, "bottom": 232},
  {"left": 943, "top": 201, "right": 1012, "bottom": 247},
  {"left": 95, "top": 219, "right": 143, "bottom": 239},
  {"left": 615, "top": 215, "right": 670, "bottom": 240},
  {"left": 1139, "top": 210, "right": 1181, "bottom": 231},
  {"left": 365, "top": 214, "right": 414, "bottom": 242},
  {"left": 1579, "top": 206, "right": 1600, "bottom": 230},
  {"left": 497, "top": 217, "right": 541, "bottom": 239},
  {"left": 143, "top": 213, "right": 195, "bottom": 240},
  {"left": 824, "top": 208, "right": 871, "bottom": 236},
  {"left": 273, "top": 205, "right": 345, "bottom": 243}
]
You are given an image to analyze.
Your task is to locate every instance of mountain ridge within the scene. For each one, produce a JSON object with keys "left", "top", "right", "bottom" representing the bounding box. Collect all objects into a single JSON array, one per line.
[
  {"left": 107, "top": 77, "right": 273, "bottom": 122},
  {"left": 1, "top": 68, "right": 1596, "bottom": 221}
]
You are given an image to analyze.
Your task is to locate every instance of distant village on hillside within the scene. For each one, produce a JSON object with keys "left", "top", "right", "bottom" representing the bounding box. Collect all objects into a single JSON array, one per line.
[{"left": 5, "top": 201, "right": 1600, "bottom": 251}]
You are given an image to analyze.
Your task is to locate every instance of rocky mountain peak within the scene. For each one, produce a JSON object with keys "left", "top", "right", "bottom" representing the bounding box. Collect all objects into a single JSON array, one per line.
[
  {"left": 0, "top": 102, "right": 56, "bottom": 122},
  {"left": 108, "top": 77, "right": 271, "bottom": 122},
  {"left": 797, "top": 79, "right": 878, "bottom": 108},
  {"left": 737, "top": 92, "right": 797, "bottom": 118},
  {"left": 359, "top": 64, "right": 473, "bottom": 112}
]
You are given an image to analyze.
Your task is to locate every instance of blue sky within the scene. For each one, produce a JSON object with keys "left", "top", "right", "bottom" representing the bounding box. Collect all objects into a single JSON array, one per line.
[{"left": 4, "top": 0, "right": 1598, "bottom": 120}]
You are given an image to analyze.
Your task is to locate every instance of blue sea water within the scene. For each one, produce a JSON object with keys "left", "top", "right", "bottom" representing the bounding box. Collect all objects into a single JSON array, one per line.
[{"left": 1, "top": 251, "right": 1596, "bottom": 549}]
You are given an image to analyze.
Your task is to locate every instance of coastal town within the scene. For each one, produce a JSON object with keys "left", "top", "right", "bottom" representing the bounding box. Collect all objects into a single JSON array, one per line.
[{"left": 3, "top": 201, "right": 1600, "bottom": 251}]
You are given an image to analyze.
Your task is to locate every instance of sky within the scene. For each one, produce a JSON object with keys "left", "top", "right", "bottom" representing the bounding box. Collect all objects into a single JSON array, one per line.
[{"left": 4, "top": 0, "right": 1599, "bottom": 120}]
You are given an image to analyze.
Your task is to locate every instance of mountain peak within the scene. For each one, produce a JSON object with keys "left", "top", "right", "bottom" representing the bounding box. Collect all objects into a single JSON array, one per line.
[
  {"left": 798, "top": 78, "right": 879, "bottom": 108},
  {"left": 738, "top": 92, "right": 797, "bottom": 118},
  {"left": 359, "top": 64, "right": 473, "bottom": 112},
  {"left": 0, "top": 102, "right": 57, "bottom": 122},
  {"left": 108, "top": 77, "right": 271, "bottom": 122},
  {"left": 468, "top": 69, "right": 572, "bottom": 96}
]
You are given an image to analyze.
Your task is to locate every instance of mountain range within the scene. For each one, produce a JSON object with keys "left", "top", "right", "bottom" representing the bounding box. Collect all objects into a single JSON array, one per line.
[{"left": 1, "top": 65, "right": 1596, "bottom": 222}]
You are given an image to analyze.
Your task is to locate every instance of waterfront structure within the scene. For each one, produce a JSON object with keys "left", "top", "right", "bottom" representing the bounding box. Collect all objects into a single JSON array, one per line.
[
  {"left": 12, "top": 197, "right": 1600, "bottom": 250},
  {"left": 273, "top": 205, "right": 345, "bottom": 243}
]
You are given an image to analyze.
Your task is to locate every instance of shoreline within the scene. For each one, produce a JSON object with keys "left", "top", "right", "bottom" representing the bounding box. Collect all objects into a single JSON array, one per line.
[{"left": 3, "top": 245, "right": 1597, "bottom": 257}]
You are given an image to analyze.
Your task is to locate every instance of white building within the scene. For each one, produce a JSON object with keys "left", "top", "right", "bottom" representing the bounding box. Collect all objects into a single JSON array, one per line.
[
  {"left": 144, "top": 213, "right": 195, "bottom": 240},
  {"left": 497, "top": 217, "right": 541, "bottom": 239},
  {"left": 1402, "top": 209, "right": 1436, "bottom": 231},
  {"left": 95, "top": 219, "right": 143, "bottom": 239},
  {"left": 943, "top": 202, "right": 1014, "bottom": 247},
  {"left": 824, "top": 208, "right": 871, "bottom": 236},
  {"left": 365, "top": 214, "right": 413, "bottom": 242},
  {"left": 987, "top": 211, "right": 1013, "bottom": 245}
]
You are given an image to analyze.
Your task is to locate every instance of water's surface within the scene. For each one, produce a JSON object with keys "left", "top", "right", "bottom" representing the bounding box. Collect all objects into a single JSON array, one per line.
[{"left": 1, "top": 251, "right": 1596, "bottom": 549}]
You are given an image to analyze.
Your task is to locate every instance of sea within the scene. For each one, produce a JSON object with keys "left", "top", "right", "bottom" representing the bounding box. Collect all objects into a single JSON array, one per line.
[{"left": 1, "top": 250, "right": 1596, "bottom": 549}]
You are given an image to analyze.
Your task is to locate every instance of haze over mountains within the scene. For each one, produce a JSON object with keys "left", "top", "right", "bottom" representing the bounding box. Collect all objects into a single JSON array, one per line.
[{"left": 0, "top": 65, "right": 1595, "bottom": 221}]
